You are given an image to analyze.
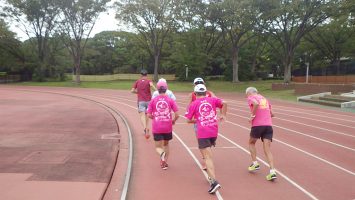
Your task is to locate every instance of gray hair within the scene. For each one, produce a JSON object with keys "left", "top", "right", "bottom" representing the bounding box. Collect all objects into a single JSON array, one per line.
[{"left": 245, "top": 87, "right": 258, "bottom": 94}]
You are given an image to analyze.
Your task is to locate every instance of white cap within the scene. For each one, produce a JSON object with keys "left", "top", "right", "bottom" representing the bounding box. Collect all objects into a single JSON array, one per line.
[
  {"left": 193, "top": 77, "right": 205, "bottom": 85},
  {"left": 158, "top": 78, "right": 167, "bottom": 83},
  {"left": 245, "top": 87, "right": 258, "bottom": 94},
  {"left": 194, "top": 84, "right": 207, "bottom": 93}
]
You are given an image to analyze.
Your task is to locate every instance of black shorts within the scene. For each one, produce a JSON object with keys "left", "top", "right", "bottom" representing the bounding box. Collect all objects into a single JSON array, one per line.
[
  {"left": 250, "top": 126, "right": 273, "bottom": 142},
  {"left": 154, "top": 133, "right": 173, "bottom": 141},
  {"left": 198, "top": 137, "right": 217, "bottom": 149}
]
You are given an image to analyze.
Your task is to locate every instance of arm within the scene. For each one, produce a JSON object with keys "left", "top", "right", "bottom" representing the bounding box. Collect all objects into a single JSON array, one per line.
[
  {"left": 249, "top": 101, "right": 259, "bottom": 122},
  {"left": 219, "top": 101, "right": 227, "bottom": 122},
  {"left": 150, "top": 81, "right": 157, "bottom": 91},
  {"left": 270, "top": 109, "right": 275, "bottom": 117},
  {"left": 187, "top": 92, "right": 193, "bottom": 104},
  {"left": 172, "top": 111, "right": 179, "bottom": 125},
  {"left": 131, "top": 88, "right": 137, "bottom": 94}
]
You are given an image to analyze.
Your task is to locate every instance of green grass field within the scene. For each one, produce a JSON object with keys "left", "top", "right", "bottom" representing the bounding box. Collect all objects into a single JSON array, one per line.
[{"left": 14, "top": 80, "right": 298, "bottom": 101}]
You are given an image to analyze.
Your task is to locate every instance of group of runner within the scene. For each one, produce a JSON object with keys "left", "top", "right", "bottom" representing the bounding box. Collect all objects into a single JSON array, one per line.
[{"left": 131, "top": 69, "right": 277, "bottom": 194}]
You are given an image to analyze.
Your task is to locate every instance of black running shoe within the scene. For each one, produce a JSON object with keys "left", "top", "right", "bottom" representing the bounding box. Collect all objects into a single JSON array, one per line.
[{"left": 208, "top": 180, "right": 221, "bottom": 194}]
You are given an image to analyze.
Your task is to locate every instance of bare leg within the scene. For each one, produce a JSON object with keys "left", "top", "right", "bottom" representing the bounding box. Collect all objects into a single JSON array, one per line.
[
  {"left": 139, "top": 112, "right": 147, "bottom": 130},
  {"left": 200, "top": 147, "right": 216, "bottom": 181},
  {"left": 155, "top": 140, "right": 164, "bottom": 158},
  {"left": 163, "top": 140, "right": 169, "bottom": 162},
  {"left": 249, "top": 137, "right": 258, "bottom": 162},
  {"left": 263, "top": 139, "right": 274, "bottom": 169}
]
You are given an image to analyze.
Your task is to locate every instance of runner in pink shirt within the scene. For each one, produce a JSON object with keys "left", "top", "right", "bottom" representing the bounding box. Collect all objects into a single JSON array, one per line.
[
  {"left": 185, "top": 84, "right": 227, "bottom": 194},
  {"left": 147, "top": 81, "right": 179, "bottom": 170},
  {"left": 246, "top": 87, "right": 277, "bottom": 181}
]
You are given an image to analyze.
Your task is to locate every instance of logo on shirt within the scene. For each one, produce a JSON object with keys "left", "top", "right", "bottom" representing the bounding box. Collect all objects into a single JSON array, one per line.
[
  {"left": 155, "top": 100, "right": 170, "bottom": 121},
  {"left": 259, "top": 98, "right": 269, "bottom": 109},
  {"left": 198, "top": 102, "right": 217, "bottom": 126}
]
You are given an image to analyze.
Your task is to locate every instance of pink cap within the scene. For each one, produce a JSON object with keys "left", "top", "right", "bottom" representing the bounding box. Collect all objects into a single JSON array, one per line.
[{"left": 157, "top": 80, "right": 168, "bottom": 90}]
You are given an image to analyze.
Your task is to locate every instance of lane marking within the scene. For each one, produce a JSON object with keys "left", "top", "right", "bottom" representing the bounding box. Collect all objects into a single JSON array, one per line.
[
  {"left": 173, "top": 131, "right": 224, "bottom": 200},
  {"left": 223, "top": 98, "right": 355, "bottom": 123},
  {"left": 175, "top": 99, "right": 355, "bottom": 152},
  {"left": 225, "top": 120, "right": 355, "bottom": 176},
  {"left": 228, "top": 105, "right": 355, "bottom": 130},
  {"left": 218, "top": 134, "right": 319, "bottom": 200},
  {"left": 76, "top": 95, "right": 355, "bottom": 178},
  {"left": 189, "top": 146, "right": 238, "bottom": 150},
  {"left": 227, "top": 107, "right": 355, "bottom": 138},
  {"left": 86, "top": 94, "right": 224, "bottom": 199}
]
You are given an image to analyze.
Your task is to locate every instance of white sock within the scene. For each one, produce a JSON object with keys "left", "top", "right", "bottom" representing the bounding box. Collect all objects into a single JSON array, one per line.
[
  {"left": 253, "top": 161, "right": 258, "bottom": 165},
  {"left": 270, "top": 169, "right": 276, "bottom": 174}
]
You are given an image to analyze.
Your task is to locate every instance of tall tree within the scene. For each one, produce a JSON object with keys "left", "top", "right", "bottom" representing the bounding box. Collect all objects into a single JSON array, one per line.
[
  {"left": 215, "top": 0, "right": 260, "bottom": 82},
  {"left": 261, "top": 0, "right": 332, "bottom": 83},
  {"left": 4, "top": 0, "right": 59, "bottom": 80},
  {"left": 57, "top": 0, "right": 109, "bottom": 84},
  {"left": 115, "top": 0, "right": 179, "bottom": 81}
]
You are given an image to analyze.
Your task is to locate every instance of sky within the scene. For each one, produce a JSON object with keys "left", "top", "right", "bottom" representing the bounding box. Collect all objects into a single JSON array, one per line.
[{"left": 3, "top": 0, "right": 122, "bottom": 41}]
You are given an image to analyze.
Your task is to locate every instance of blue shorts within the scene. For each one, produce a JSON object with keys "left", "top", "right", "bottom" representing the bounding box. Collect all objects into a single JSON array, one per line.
[{"left": 138, "top": 101, "right": 149, "bottom": 113}]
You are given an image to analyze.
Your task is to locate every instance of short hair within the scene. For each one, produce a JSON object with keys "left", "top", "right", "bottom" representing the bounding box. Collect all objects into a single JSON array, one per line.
[
  {"left": 245, "top": 87, "right": 258, "bottom": 94},
  {"left": 195, "top": 92, "right": 206, "bottom": 96},
  {"left": 140, "top": 69, "right": 148, "bottom": 76},
  {"left": 158, "top": 88, "right": 167, "bottom": 94}
]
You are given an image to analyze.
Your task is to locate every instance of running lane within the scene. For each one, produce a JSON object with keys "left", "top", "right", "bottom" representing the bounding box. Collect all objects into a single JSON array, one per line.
[{"left": 2, "top": 86, "right": 354, "bottom": 200}]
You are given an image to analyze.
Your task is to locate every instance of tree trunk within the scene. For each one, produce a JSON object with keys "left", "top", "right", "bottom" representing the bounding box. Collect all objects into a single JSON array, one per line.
[
  {"left": 75, "top": 54, "right": 81, "bottom": 84},
  {"left": 283, "top": 50, "right": 294, "bottom": 83},
  {"left": 232, "top": 46, "right": 240, "bottom": 83},
  {"left": 154, "top": 53, "right": 159, "bottom": 82}
]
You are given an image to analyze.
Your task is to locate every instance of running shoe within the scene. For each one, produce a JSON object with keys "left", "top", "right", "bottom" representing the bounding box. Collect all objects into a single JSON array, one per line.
[
  {"left": 208, "top": 180, "right": 221, "bottom": 194},
  {"left": 160, "top": 160, "right": 168, "bottom": 170},
  {"left": 266, "top": 172, "right": 277, "bottom": 181},
  {"left": 144, "top": 128, "right": 150, "bottom": 139},
  {"left": 248, "top": 163, "right": 260, "bottom": 172}
]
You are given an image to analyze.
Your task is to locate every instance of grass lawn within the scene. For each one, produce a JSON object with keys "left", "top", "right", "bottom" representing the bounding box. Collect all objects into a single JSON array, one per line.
[{"left": 14, "top": 79, "right": 298, "bottom": 101}]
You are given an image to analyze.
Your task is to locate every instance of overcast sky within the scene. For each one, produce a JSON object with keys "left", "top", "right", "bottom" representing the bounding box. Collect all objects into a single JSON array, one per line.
[{"left": 3, "top": 0, "right": 122, "bottom": 41}]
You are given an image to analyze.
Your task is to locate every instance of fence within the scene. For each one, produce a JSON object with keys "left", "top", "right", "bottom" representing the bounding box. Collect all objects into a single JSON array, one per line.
[
  {"left": 72, "top": 74, "right": 176, "bottom": 81},
  {"left": 0, "top": 75, "right": 21, "bottom": 83},
  {"left": 292, "top": 75, "right": 355, "bottom": 84}
]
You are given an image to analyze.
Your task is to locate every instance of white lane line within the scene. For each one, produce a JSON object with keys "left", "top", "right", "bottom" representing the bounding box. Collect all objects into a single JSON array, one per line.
[
  {"left": 174, "top": 93, "right": 354, "bottom": 122},
  {"left": 227, "top": 107, "right": 355, "bottom": 138},
  {"left": 189, "top": 146, "right": 238, "bottom": 150},
  {"left": 223, "top": 98, "right": 355, "bottom": 122},
  {"left": 218, "top": 134, "right": 319, "bottom": 200},
  {"left": 175, "top": 99, "right": 355, "bottom": 152},
  {"left": 225, "top": 120, "right": 355, "bottom": 176},
  {"left": 93, "top": 95, "right": 355, "bottom": 175},
  {"left": 173, "top": 131, "right": 224, "bottom": 200},
  {"left": 227, "top": 105, "right": 355, "bottom": 129},
  {"left": 95, "top": 95, "right": 317, "bottom": 199},
  {"left": 226, "top": 111, "right": 355, "bottom": 152},
  {"left": 89, "top": 94, "right": 224, "bottom": 199}
]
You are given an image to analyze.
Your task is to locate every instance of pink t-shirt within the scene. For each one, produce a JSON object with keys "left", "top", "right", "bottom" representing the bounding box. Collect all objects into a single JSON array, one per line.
[
  {"left": 147, "top": 95, "right": 178, "bottom": 134},
  {"left": 247, "top": 94, "right": 272, "bottom": 127},
  {"left": 132, "top": 77, "right": 152, "bottom": 102},
  {"left": 185, "top": 97, "right": 223, "bottom": 138}
]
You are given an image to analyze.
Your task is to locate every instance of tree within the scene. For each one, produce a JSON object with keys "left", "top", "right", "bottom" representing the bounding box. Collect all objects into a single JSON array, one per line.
[
  {"left": 115, "top": 0, "right": 179, "bottom": 81},
  {"left": 4, "top": 0, "right": 60, "bottom": 80},
  {"left": 261, "top": 0, "right": 332, "bottom": 83},
  {"left": 57, "top": 0, "right": 109, "bottom": 84},
  {"left": 215, "top": 0, "right": 260, "bottom": 82},
  {"left": 0, "top": 18, "right": 24, "bottom": 72}
]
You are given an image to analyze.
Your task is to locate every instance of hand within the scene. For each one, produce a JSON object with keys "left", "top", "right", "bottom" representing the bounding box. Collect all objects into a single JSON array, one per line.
[
  {"left": 172, "top": 120, "right": 176, "bottom": 125},
  {"left": 219, "top": 115, "right": 226, "bottom": 122},
  {"left": 249, "top": 115, "right": 255, "bottom": 123}
]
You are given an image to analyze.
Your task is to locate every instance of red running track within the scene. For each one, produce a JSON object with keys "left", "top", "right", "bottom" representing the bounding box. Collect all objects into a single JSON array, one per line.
[{"left": 0, "top": 85, "right": 354, "bottom": 200}]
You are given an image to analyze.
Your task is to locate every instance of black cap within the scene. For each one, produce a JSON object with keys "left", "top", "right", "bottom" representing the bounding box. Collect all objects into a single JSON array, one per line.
[{"left": 140, "top": 69, "right": 148, "bottom": 75}]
